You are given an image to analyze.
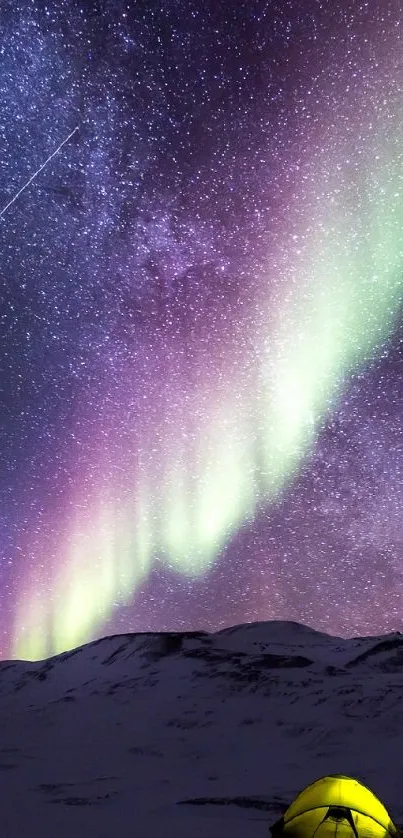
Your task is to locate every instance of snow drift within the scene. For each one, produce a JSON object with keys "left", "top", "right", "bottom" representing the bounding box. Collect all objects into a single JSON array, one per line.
[{"left": 0, "top": 620, "right": 402, "bottom": 838}]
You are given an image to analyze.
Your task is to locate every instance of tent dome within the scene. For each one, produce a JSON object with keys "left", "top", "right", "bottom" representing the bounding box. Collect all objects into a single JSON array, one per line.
[{"left": 270, "top": 775, "right": 399, "bottom": 838}]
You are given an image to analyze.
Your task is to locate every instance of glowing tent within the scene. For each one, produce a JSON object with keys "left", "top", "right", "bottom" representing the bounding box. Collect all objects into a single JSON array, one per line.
[{"left": 270, "top": 775, "right": 399, "bottom": 838}]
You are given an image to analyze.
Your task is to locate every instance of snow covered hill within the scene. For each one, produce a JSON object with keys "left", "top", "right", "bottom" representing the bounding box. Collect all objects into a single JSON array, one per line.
[{"left": 0, "top": 620, "right": 402, "bottom": 838}]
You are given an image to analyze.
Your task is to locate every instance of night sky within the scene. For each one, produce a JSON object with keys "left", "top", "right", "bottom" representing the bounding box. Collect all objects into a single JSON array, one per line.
[{"left": 1, "top": 0, "right": 403, "bottom": 661}]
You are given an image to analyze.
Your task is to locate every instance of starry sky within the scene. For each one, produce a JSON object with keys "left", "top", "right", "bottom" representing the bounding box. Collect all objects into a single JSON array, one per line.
[{"left": 1, "top": 0, "right": 403, "bottom": 661}]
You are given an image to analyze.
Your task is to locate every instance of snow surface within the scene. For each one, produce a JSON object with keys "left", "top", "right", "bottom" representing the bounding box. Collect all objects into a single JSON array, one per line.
[{"left": 0, "top": 619, "right": 402, "bottom": 838}]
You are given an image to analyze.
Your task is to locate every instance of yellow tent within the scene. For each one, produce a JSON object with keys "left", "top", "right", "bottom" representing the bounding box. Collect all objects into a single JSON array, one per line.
[{"left": 270, "top": 775, "right": 399, "bottom": 838}]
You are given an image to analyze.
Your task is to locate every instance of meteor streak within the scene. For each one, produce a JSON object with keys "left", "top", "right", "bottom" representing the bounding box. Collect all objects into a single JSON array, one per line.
[{"left": 0, "top": 126, "right": 79, "bottom": 220}]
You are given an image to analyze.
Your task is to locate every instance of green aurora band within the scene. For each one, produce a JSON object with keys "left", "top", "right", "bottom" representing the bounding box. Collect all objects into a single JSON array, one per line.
[{"left": 12, "top": 88, "right": 403, "bottom": 660}]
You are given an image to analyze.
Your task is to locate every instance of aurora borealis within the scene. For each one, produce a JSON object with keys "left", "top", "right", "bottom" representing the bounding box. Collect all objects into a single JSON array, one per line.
[{"left": 1, "top": 1, "right": 403, "bottom": 661}]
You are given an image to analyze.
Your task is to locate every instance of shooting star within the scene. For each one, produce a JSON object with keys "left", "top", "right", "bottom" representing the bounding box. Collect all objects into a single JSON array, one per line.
[{"left": 0, "top": 126, "right": 79, "bottom": 220}]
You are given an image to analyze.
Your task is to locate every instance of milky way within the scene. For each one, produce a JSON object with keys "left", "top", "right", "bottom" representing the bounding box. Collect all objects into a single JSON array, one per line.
[{"left": 0, "top": 0, "right": 402, "bottom": 660}]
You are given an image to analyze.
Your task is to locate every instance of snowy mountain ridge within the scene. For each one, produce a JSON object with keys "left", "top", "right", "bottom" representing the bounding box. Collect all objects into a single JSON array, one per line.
[{"left": 0, "top": 620, "right": 402, "bottom": 838}]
